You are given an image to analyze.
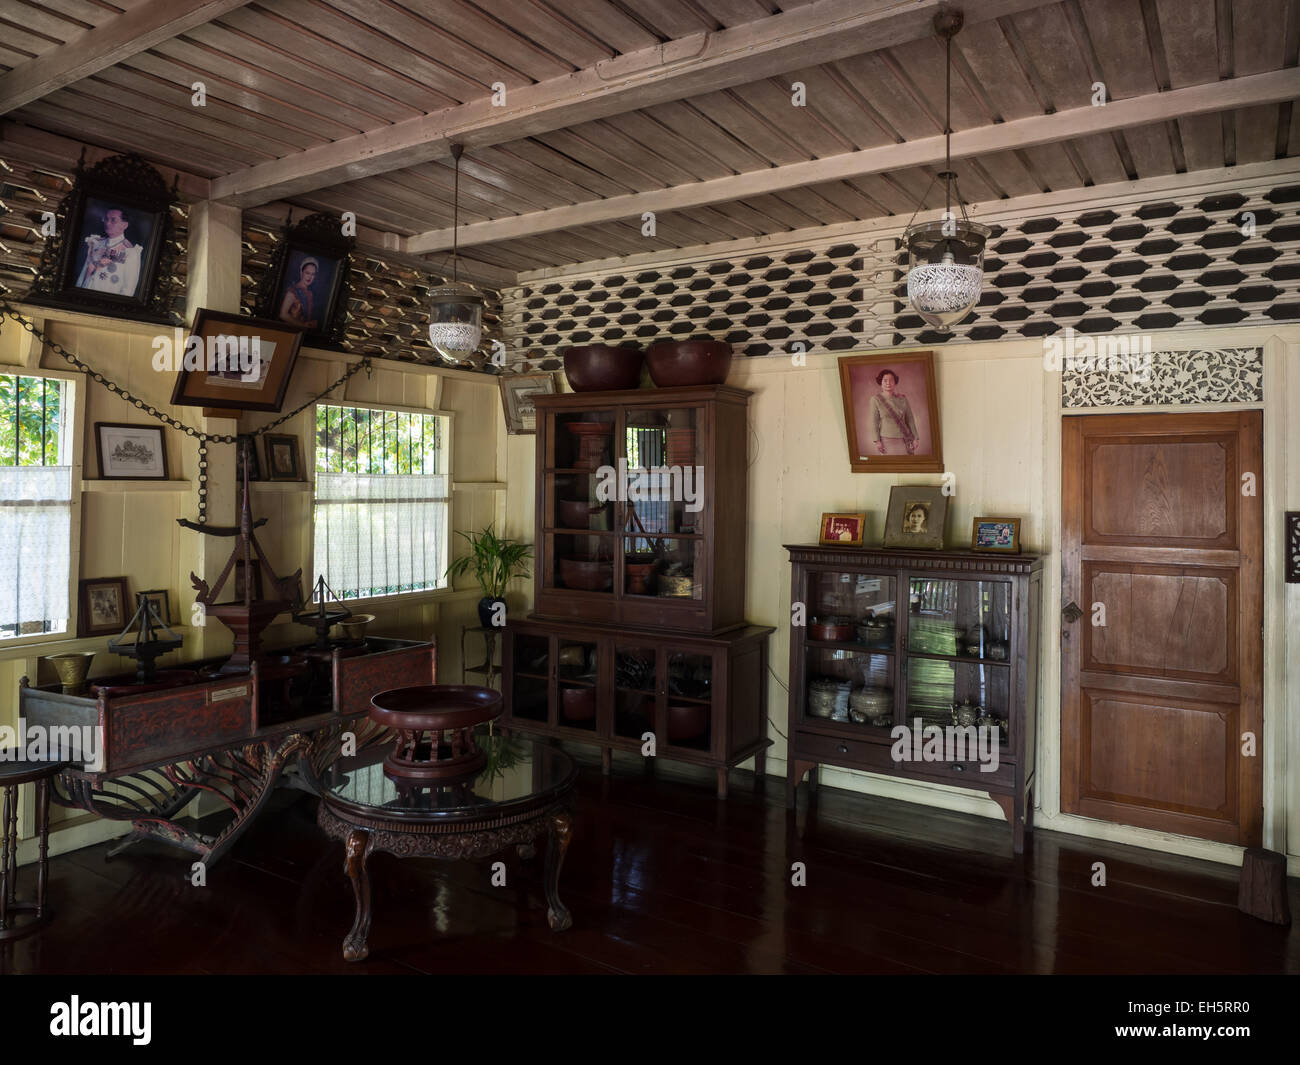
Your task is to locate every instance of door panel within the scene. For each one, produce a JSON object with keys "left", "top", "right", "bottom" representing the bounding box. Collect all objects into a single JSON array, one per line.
[{"left": 1062, "top": 411, "right": 1262, "bottom": 846}]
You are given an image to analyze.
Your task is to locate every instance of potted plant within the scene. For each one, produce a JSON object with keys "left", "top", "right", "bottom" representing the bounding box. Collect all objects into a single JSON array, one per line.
[{"left": 445, "top": 524, "right": 533, "bottom": 630}]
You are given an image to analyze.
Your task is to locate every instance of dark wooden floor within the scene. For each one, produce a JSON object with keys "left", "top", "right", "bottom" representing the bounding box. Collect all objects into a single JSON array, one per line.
[{"left": 3, "top": 750, "right": 1297, "bottom": 974}]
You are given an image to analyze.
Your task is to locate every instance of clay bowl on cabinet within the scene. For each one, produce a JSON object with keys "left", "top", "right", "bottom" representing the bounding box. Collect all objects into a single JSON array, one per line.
[
  {"left": 667, "top": 701, "right": 709, "bottom": 743},
  {"left": 561, "top": 685, "right": 597, "bottom": 723},
  {"left": 644, "top": 340, "right": 732, "bottom": 387},
  {"left": 557, "top": 499, "right": 602, "bottom": 529},
  {"left": 563, "top": 344, "right": 644, "bottom": 392},
  {"left": 558, "top": 556, "right": 613, "bottom": 591},
  {"left": 809, "top": 616, "right": 855, "bottom": 641}
]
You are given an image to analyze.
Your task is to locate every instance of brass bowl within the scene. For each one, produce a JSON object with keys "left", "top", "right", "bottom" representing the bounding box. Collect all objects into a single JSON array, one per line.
[
  {"left": 46, "top": 651, "right": 95, "bottom": 694},
  {"left": 337, "top": 613, "right": 376, "bottom": 641}
]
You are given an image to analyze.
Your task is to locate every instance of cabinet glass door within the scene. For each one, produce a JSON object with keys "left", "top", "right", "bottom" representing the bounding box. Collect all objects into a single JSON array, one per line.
[
  {"left": 546, "top": 411, "right": 617, "bottom": 595},
  {"left": 662, "top": 647, "right": 713, "bottom": 752},
  {"left": 803, "top": 570, "right": 897, "bottom": 731},
  {"left": 905, "top": 577, "right": 1012, "bottom": 747},
  {"left": 619, "top": 406, "right": 705, "bottom": 602},
  {"left": 613, "top": 643, "right": 656, "bottom": 740},
  {"left": 555, "top": 638, "right": 598, "bottom": 732},
  {"left": 511, "top": 632, "right": 550, "bottom": 724}
]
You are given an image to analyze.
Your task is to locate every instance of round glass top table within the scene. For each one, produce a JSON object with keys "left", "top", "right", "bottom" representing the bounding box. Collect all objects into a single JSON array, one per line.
[{"left": 311, "top": 737, "right": 576, "bottom": 961}]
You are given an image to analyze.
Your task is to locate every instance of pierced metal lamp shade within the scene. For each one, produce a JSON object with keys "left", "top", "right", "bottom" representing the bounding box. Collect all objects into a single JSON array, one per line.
[
  {"left": 427, "top": 282, "right": 484, "bottom": 364},
  {"left": 904, "top": 218, "right": 992, "bottom": 331}
]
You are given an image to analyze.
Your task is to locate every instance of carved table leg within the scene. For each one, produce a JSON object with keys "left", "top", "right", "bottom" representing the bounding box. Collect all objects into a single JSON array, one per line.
[
  {"left": 716, "top": 767, "right": 729, "bottom": 799},
  {"left": 343, "top": 828, "right": 372, "bottom": 962},
  {"left": 601, "top": 747, "right": 612, "bottom": 776},
  {"left": 544, "top": 809, "right": 572, "bottom": 932}
]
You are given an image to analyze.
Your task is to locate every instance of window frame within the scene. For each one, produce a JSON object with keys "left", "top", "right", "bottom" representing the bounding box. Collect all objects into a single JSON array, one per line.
[
  {"left": 0, "top": 365, "right": 85, "bottom": 649},
  {"left": 309, "top": 397, "right": 456, "bottom": 608}
]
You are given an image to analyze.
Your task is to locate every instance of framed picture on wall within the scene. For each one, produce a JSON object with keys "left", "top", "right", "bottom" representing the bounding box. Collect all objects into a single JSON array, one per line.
[
  {"left": 499, "top": 372, "right": 556, "bottom": 435},
  {"left": 170, "top": 309, "right": 305, "bottom": 413},
  {"left": 264, "top": 434, "right": 302, "bottom": 481},
  {"left": 25, "top": 152, "right": 181, "bottom": 324},
  {"left": 838, "top": 351, "right": 944, "bottom": 474},
  {"left": 95, "top": 422, "right": 168, "bottom": 479},
  {"left": 971, "top": 517, "right": 1022, "bottom": 553},
  {"left": 882, "top": 485, "right": 948, "bottom": 550},
  {"left": 818, "top": 512, "right": 867, "bottom": 547},
  {"left": 136, "top": 588, "right": 172, "bottom": 625},
  {"left": 253, "top": 211, "right": 355, "bottom": 349},
  {"left": 78, "top": 576, "right": 131, "bottom": 637}
]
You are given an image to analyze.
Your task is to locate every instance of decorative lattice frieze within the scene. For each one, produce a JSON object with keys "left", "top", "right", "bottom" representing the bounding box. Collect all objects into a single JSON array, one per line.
[{"left": 1060, "top": 347, "right": 1263, "bottom": 408}]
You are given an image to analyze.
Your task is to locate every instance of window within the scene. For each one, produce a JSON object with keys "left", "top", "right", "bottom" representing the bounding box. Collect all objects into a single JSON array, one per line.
[
  {"left": 313, "top": 403, "right": 450, "bottom": 601},
  {"left": 0, "top": 374, "right": 72, "bottom": 640}
]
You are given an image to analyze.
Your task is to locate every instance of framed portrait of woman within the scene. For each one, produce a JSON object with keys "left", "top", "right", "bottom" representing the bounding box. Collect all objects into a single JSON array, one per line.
[
  {"left": 838, "top": 351, "right": 943, "bottom": 474},
  {"left": 253, "top": 211, "right": 354, "bottom": 349}
]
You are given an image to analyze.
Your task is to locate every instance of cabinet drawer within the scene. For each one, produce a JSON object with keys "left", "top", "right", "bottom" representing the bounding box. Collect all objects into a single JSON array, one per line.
[
  {"left": 904, "top": 757, "right": 1016, "bottom": 792},
  {"left": 794, "top": 729, "right": 895, "bottom": 772}
]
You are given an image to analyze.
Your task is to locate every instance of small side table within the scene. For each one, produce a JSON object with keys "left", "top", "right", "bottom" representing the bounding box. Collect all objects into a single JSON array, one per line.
[
  {"left": 0, "top": 760, "right": 65, "bottom": 941},
  {"left": 460, "top": 624, "right": 501, "bottom": 688}
]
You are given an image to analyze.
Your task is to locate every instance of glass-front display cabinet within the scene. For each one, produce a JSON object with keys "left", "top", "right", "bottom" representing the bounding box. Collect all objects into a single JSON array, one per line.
[
  {"left": 784, "top": 544, "right": 1042, "bottom": 853},
  {"left": 532, "top": 385, "right": 750, "bottom": 634}
]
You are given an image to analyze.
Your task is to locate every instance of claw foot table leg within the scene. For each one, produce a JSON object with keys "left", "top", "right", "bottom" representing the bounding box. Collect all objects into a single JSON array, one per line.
[
  {"left": 545, "top": 809, "right": 572, "bottom": 932},
  {"left": 343, "top": 828, "right": 372, "bottom": 962}
]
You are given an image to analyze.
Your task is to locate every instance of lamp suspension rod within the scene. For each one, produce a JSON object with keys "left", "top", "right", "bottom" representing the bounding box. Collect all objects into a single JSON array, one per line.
[
  {"left": 944, "top": 22, "right": 952, "bottom": 218},
  {"left": 450, "top": 142, "right": 463, "bottom": 284}
]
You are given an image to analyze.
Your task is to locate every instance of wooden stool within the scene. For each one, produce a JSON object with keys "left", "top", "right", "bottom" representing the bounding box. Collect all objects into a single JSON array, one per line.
[
  {"left": 0, "top": 760, "right": 64, "bottom": 941},
  {"left": 1237, "top": 847, "right": 1292, "bottom": 925}
]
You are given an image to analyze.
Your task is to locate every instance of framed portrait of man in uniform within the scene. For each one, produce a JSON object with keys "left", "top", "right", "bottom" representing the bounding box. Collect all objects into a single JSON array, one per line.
[{"left": 26, "top": 152, "right": 179, "bottom": 323}]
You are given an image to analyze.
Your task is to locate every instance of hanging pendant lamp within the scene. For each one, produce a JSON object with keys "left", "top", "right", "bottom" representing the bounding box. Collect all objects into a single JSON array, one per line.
[
  {"left": 903, "top": 7, "right": 990, "bottom": 332},
  {"left": 427, "top": 143, "right": 484, "bottom": 364}
]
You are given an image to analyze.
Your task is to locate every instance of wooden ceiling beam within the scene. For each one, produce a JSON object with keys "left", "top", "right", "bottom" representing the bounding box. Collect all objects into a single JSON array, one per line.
[
  {"left": 0, "top": 0, "right": 252, "bottom": 115},
  {"left": 207, "top": 0, "right": 1061, "bottom": 207},
  {"left": 405, "top": 68, "right": 1300, "bottom": 253}
]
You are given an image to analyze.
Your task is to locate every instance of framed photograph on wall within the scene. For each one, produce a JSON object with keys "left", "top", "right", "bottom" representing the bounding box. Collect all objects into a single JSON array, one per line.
[
  {"left": 253, "top": 211, "right": 355, "bottom": 349},
  {"left": 26, "top": 152, "right": 180, "bottom": 323},
  {"left": 264, "top": 434, "right": 302, "bottom": 481},
  {"left": 818, "top": 512, "right": 867, "bottom": 547},
  {"left": 170, "top": 309, "right": 304, "bottom": 413},
  {"left": 882, "top": 485, "right": 949, "bottom": 550},
  {"left": 136, "top": 588, "right": 172, "bottom": 625},
  {"left": 838, "top": 351, "right": 943, "bottom": 474},
  {"left": 78, "top": 576, "right": 131, "bottom": 637},
  {"left": 500, "top": 372, "right": 556, "bottom": 435},
  {"left": 95, "top": 422, "right": 168, "bottom": 479},
  {"left": 971, "top": 517, "right": 1022, "bottom": 553}
]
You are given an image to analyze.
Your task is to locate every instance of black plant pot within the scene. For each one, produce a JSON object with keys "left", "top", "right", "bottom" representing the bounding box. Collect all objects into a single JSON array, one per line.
[{"left": 478, "top": 597, "right": 507, "bottom": 630}]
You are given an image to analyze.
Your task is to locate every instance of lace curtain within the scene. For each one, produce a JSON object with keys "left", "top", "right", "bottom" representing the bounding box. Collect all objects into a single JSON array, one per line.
[
  {"left": 313, "top": 472, "right": 449, "bottom": 600},
  {"left": 0, "top": 465, "right": 71, "bottom": 638}
]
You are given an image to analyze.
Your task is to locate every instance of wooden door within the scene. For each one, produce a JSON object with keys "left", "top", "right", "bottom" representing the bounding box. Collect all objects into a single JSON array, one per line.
[{"left": 1061, "top": 411, "right": 1263, "bottom": 845}]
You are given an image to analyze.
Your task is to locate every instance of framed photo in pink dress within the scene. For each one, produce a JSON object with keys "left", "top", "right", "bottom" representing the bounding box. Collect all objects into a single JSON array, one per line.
[{"left": 837, "top": 351, "right": 944, "bottom": 474}]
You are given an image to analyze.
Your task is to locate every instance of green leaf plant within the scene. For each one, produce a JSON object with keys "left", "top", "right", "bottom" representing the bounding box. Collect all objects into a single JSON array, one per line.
[{"left": 444, "top": 524, "right": 533, "bottom": 601}]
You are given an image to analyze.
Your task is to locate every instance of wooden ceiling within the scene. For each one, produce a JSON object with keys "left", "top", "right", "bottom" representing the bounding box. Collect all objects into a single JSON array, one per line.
[{"left": 1, "top": 0, "right": 1297, "bottom": 285}]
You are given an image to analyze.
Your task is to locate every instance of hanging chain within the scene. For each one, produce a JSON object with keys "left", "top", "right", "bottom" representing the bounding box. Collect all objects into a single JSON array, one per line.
[{"left": 1, "top": 300, "right": 372, "bottom": 522}]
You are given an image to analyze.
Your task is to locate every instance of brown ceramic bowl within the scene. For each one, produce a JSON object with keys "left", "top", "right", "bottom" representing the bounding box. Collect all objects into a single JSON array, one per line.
[
  {"left": 561, "top": 685, "right": 597, "bottom": 722},
  {"left": 809, "top": 617, "right": 855, "bottom": 641},
  {"left": 563, "top": 344, "right": 644, "bottom": 392},
  {"left": 557, "top": 499, "right": 599, "bottom": 529},
  {"left": 644, "top": 340, "right": 733, "bottom": 387},
  {"left": 558, "top": 556, "right": 613, "bottom": 591},
  {"left": 667, "top": 701, "right": 709, "bottom": 743}
]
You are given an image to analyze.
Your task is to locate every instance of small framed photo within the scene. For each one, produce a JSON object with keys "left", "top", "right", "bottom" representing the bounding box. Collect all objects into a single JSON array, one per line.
[
  {"left": 819, "top": 512, "right": 867, "bottom": 547},
  {"left": 136, "top": 589, "right": 172, "bottom": 625},
  {"left": 78, "top": 576, "right": 131, "bottom": 637},
  {"left": 500, "top": 372, "right": 556, "bottom": 435},
  {"left": 170, "top": 309, "right": 305, "bottom": 413},
  {"left": 236, "top": 434, "right": 262, "bottom": 482},
  {"left": 971, "top": 517, "right": 1022, "bottom": 553},
  {"left": 95, "top": 422, "right": 168, "bottom": 479},
  {"left": 882, "top": 485, "right": 949, "bottom": 550},
  {"left": 264, "top": 433, "right": 302, "bottom": 481},
  {"left": 838, "top": 351, "right": 944, "bottom": 474}
]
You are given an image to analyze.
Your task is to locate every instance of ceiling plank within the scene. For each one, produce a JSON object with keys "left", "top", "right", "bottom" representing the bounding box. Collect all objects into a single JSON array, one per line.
[
  {"left": 405, "top": 68, "right": 1300, "bottom": 252},
  {"left": 0, "top": 0, "right": 252, "bottom": 115},
  {"left": 208, "top": 0, "right": 1063, "bottom": 207}
]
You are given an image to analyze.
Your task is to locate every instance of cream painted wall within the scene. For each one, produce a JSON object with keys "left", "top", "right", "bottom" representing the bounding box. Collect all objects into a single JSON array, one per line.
[{"left": 504, "top": 325, "right": 1300, "bottom": 872}]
